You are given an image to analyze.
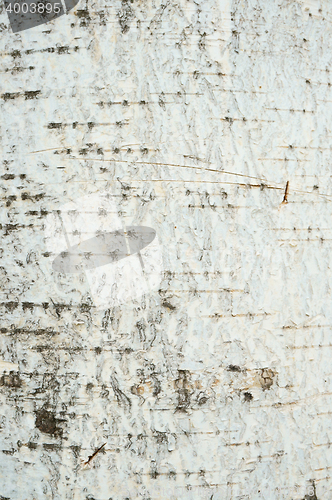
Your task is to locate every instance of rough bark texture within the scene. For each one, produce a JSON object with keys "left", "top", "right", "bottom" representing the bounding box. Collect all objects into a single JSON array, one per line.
[{"left": 0, "top": 0, "right": 331, "bottom": 498}]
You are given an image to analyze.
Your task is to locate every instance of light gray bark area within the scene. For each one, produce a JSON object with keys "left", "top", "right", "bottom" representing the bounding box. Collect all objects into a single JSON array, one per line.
[{"left": 0, "top": 0, "right": 331, "bottom": 498}]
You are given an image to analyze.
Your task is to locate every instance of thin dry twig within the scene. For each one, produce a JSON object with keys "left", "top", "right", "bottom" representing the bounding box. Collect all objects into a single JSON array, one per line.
[{"left": 81, "top": 443, "right": 107, "bottom": 469}]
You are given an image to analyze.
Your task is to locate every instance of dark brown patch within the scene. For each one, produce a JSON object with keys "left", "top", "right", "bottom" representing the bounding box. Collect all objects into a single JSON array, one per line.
[
  {"left": 22, "top": 302, "right": 34, "bottom": 312},
  {"left": 42, "top": 443, "right": 61, "bottom": 451},
  {"left": 21, "top": 192, "right": 45, "bottom": 201},
  {"left": 76, "top": 9, "right": 90, "bottom": 19},
  {"left": 243, "top": 392, "right": 253, "bottom": 402},
  {"left": 34, "top": 408, "right": 64, "bottom": 437},
  {"left": 3, "top": 224, "right": 19, "bottom": 235},
  {"left": 1, "top": 302, "right": 19, "bottom": 312},
  {"left": 227, "top": 364, "right": 242, "bottom": 372},
  {"left": 24, "top": 90, "right": 41, "bottom": 100},
  {"left": 47, "top": 122, "right": 63, "bottom": 129},
  {"left": 2, "top": 92, "right": 20, "bottom": 101},
  {"left": 57, "top": 46, "right": 69, "bottom": 54},
  {"left": 27, "top": 441, "right": 38, "bottom": 450},
  {"left": 0, "top": 371, "right": 22, "bottom": 388},
  {"left": 175, "top": 370, "right": 192, "bottom": 413}
]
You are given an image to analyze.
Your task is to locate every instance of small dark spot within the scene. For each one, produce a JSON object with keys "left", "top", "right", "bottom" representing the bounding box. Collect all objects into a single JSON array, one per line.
[
  {"left": 2, "top": 301, "right": 19, "bottom": 312},
  {"left": 57, "top": 46, "right": 69, "bottom": 54},
  {"left": 243, "top": 392, "right": 253, "bottom": 402},
  {"left": 2, "top": 92, "right": 20, "bottom": 101},
  {"left": 42, "top": 443, "right": 61, "bottom": 451},
  {"left": 27, "top": 441, "right": 38, "bottom": 450},
  {"left": 2, "top": 449, "right": 14, "bottom": 455},
  {"left": 2, "top": 174, "right": 15, "bottom": 180},
  {"left": 6, "top": 195, "right": 17, "bottom": 207},
  {"left": 0, "top": 371, "right": 22, "bottom": 388},
  {"left": 35, "top": 408, "right": 64, "bottom": 437},
  {"left": 48, "top": 122, "right": 62, "bottom": 129},
  {"left": 21, "top": 192, "right": 44, "bottom": 201},
  {"left": 130, "top": 384, "right": 144, "bottom": 397},
  {"left": 76, "top": 9, "right": 90, "bottom": 19},
  {"left": 100, "top": 384, "right": 109, "bottom": 399},
  {"left": 22, "top": 302, "right": 34, "bottom": 312},
  {"left": 150, "top": 465, "right": 159, "bottom": 479},
  {"left": 197, "top": 394, "right": 209, "bottom": 405},
  {"left": 24, "top": 90, "right": 41, "bottom": 100},
  {"left": 227, "top": 364, "right": 242, "bottom": 372},
  {"left": 175, "top": 370, "right": 192, "bottom": 413},
  {"left": 154, "top": 431, "right": 167, "bottom": 444},
  {"left": 4, "top": 224, "right": 18, "bottom": 235},
  {"left": 80, "top": 303, "right": 91, "bottom": 313},
  {"left": 10, "top": 49, "right": 21, "bottom": 58},
  {"left": 158, "top": 94, "right": 166, "bottom": 109},
  {"left": 162, "top": 300, "right": 176, "bottom": 311}
]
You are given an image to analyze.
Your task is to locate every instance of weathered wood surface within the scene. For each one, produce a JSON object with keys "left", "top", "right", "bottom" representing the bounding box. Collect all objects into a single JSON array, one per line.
[{"left": 0, "top": 0, "right": 331, "bottom": 498}]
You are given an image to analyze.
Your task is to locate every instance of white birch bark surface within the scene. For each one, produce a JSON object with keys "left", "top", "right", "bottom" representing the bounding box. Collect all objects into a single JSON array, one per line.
[{"left": 0, "top": 0, "right": 331, "bottom": 498}]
